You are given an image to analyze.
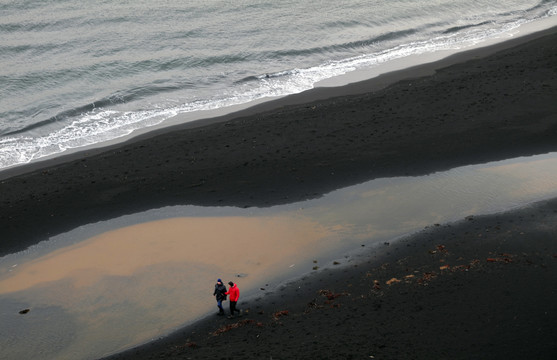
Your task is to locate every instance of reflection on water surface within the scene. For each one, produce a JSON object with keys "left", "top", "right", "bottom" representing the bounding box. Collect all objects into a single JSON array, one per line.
[{"left": 1, "top": 153, "right": 557, "bottom": 359}]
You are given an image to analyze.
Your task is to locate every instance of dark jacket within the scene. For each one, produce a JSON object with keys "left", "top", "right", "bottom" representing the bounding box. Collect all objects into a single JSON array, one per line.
[{"left": 214, "top": 282, "right": 227, "bottom": 301}]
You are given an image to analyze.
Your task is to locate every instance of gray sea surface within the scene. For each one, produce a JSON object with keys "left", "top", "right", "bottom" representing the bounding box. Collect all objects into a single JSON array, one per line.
[{"left": 1, "top": 0, "right": 556, "bottom": 169}]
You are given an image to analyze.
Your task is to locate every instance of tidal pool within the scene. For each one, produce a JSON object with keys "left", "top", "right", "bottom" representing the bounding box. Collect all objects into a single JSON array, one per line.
[{"left": 1, "top": 152, "right": 557, "bottom": 359}]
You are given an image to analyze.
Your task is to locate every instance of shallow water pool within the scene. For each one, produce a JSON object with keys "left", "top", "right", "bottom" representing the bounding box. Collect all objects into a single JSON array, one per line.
[{"left": 1, "top": 152, "right": 557, "bottom": 359}]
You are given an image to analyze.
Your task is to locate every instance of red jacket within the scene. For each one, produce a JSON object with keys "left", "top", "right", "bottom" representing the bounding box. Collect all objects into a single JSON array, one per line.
[{"left": 225, "top": 283, "right": 240, "bottom": 301}]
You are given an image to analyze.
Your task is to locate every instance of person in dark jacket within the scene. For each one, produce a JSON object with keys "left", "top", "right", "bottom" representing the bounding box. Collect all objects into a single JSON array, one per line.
[
  {"left": 213, "top": 279, "right": 227, "bottom": 316},
  {"left": 224, "top": 281, "right": 241, "bottom": 318}
]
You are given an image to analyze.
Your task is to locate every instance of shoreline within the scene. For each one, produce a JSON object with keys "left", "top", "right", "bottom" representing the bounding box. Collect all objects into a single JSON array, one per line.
[
  {"left": 1, "top": 26, "right": 556, "bottom": 257},
  {"left": 1, "top": 24, "right": 557, "bottom": 359},
  {"left": 103, "top": 197, "right": 557, "bottom": 360},
  {"left": 2, "top": 21, "right": 556, "bottom": 182},
  {"left": 100, "top": 24, "right": 557, "bottom": 359}
]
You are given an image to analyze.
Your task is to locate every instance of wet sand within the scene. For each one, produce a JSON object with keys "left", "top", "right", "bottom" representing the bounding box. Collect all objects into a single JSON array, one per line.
[
  {"left": 0, "top": 215, "right": 337, "bottom": 360},
  {"left": 0, "top": 26, "right": 556, "bottom": 257},
  {"left": 105, "top": 198, "right": 557, "bottom": 360},
  {"left": 1, "top": 25, "right": 556, "bottom": 360}
]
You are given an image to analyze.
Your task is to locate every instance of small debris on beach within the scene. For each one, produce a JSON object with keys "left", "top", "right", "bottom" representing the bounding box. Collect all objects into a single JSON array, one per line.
[
  {"left": 429, "top": 244, "right": 448, "bottom": 254},
  {"left": 273, "top": 310, "right": 289, "bottom": 320},
  {"left": 319, "top": 289, "right": 346, "bottom": 300},
  {"left": 386, "top": 277, "right": 401, "bottom": 285},
  {"left": 173, "top": 341, "right": 198, "bottom": 351},
  {"left": 211, "top": 319, "right": 256, "bottom": 336},
  {"left": 417, "top": 272, "right": 436, "bottom": 285},
  {"left": 486, "top": 256, "right": 514, "bottom": 263},
  {"left": 19, "top": 309, "right": 30, "bottom": 314}
]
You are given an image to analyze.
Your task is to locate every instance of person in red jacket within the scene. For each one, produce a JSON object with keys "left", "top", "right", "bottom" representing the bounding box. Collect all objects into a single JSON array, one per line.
[{"left": 224, "top": 281, "right": 241, "bottom": 318}]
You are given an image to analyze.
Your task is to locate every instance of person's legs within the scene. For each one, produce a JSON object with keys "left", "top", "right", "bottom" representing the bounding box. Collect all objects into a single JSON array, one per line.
[
  {"left": 217, "top": 299, "right": 224, "bottom": 315},
  {"left": 229, "top": 301, "right": 237, "bottom": 317}
]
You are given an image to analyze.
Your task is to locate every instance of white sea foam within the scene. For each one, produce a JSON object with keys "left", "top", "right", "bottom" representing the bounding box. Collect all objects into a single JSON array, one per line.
[{"left": 0, "top": 7, "right": 555, "bottom": 171}]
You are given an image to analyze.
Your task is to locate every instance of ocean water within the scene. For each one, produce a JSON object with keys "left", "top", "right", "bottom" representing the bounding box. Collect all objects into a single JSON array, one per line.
[{"left": 1, "top": 0, "right": 556, "bottom": 170}]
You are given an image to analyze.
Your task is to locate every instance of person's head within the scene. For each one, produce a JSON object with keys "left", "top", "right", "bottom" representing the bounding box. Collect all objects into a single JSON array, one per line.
[
  {"left": 228, "top": 281, "right": 234, "bottom": 287},
  {"left": 217, "top": 278, "right": 222, "bottom": 284}
]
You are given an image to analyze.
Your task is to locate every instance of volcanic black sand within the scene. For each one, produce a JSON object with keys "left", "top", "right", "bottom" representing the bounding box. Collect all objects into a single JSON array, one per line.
[
  {"left": 1, "top": 26, "right": 556, "bottom": 359},
  {"left": 104, "top": 199, "right": 557, "bottom": 360}
]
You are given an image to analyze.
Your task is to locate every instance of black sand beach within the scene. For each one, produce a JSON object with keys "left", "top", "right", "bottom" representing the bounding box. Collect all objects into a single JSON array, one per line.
[
  {"left": 105, "top": 199, "right": 557, "bottom": 360},
  {"left": 1, "top": 26, "right": 557, "bottom": 359}
]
